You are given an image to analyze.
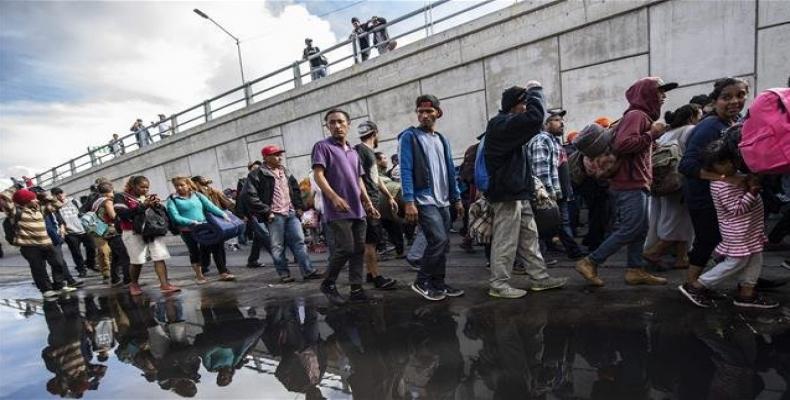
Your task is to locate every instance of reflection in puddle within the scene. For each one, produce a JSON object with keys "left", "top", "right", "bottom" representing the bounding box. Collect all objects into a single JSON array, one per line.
[{"left": 0, "top": 289, "right": 788, "bottom": 399}]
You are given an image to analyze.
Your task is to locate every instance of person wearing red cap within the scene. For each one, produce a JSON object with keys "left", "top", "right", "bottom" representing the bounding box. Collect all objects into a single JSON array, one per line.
[
  {"left": 242, "top": 144, "right": 322, "bottom": 283},
  {"left": 9, "top": 188, "right": 72, "bottom": 299},
  {"left": 575, "top": 77, "right": 676, "bottom": 287}
]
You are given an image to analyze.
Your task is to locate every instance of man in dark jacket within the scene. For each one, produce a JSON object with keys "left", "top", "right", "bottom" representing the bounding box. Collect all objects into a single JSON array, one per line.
[
  {"left": 484, "top": 82, "right": 567, "bottom": 299},
  {"left": 241, "top": 145, "right": 321, "bottom": 282},
  {"left": 575, "top": 77, "right": 675, "bottom": 287}
]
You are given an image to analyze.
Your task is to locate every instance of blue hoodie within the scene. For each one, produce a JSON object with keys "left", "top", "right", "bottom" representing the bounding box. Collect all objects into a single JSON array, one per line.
[{"left": 397, "top": 126, "right": 460, "bottom": 205}]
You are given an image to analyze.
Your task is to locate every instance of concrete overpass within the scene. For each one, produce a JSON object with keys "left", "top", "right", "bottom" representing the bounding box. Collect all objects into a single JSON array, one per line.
[{"left": 48, "top": 0, "right": 790, "bottom": 198}]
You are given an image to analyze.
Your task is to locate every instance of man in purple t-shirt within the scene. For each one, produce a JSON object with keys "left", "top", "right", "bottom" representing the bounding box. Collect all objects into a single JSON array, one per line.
[{"left": 312, "top": 109, "right": 380, "bottom": 306}]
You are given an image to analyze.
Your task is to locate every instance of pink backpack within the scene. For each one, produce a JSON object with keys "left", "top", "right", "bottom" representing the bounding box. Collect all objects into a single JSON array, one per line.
[{"left": 739, "top": 88, "right": 790, "bottom": 174}]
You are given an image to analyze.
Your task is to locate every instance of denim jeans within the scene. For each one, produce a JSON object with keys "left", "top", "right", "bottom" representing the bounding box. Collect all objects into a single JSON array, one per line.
[
  {"left": 589, "top": 189, "right": 648, "bottom": 268},
  {"left": 269, "top": 211, "right": 315, "bottom": 277},
  {"left": 416, "top": 205, "right": 451, "bottom": 287},
  {"left": 248, "top": 217, "right": 274, "bottom": 265},
  {"left": 556, "top": 200, "right": 583, "bottom": 256},
  {"left": 407, "top": 230, "right": 426, "bottom": 263}
]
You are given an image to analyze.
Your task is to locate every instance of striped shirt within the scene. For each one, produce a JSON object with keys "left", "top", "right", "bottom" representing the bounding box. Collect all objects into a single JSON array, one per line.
[
  {"left": 710, "top": 180, "right": 765, "bottom": 257},
  {"left": 14, "top": 205, "right": 53, "bottom": 247}
]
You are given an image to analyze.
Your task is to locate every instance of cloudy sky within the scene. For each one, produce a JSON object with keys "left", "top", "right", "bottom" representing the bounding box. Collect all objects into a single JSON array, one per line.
[{"left": 0, "top": 0, "right": 512, "bottom": 187}]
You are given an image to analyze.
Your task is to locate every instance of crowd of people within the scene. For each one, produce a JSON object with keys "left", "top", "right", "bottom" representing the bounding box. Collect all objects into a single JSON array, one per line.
[{"left": 1, "top": 75, "right": 788, "bottom": 311}]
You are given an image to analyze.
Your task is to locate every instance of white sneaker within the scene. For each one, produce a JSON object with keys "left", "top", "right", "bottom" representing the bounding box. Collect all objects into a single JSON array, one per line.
[
  {"left": 42, "top": 290, "right": 59, "bottom": 299},
  {"left": 59, "top": 285, "right": 77, "bottom": 294},
  {"left": 488, "top": 287, "right": 527, "bottom": 299}
]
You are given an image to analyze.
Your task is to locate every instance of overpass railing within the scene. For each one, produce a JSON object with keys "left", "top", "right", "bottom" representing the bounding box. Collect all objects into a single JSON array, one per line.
[{"left": 33, "top": 0, "right": 500, "bottom": 188}]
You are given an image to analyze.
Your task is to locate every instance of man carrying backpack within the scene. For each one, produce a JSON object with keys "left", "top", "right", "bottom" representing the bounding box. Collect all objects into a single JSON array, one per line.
[
  {"left": 483, "top": 83, "right": 567, "bottom": 299},
  {"left": 575, "top": 77, "right": 675, "bottom": 287},
  {"left": 51, "top": 188, "right": 96, "bottom": 278}
]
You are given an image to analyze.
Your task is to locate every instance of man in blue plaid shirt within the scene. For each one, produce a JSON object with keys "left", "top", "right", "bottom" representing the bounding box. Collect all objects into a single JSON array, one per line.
[{"left": 528, "top": 109, "right": 585, "bottom": 259}]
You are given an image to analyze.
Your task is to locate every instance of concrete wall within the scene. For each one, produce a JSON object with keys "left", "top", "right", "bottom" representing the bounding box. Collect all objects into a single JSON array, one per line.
[{"left": 54, "top": 0, "right": 790, "bottom": 198}]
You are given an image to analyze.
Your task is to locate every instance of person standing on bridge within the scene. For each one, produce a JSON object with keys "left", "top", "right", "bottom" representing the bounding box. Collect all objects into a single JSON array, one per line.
[
  {"left": 131, "top": 118, "right": 152, "bottom": 149},
  {"left": 312, "top": 109, "right": 379, "bottom": 305},
  {"left": 399, "top": 95, "right": 465, "bottom": 301},
  {"left": 302, "top": 38, "right": 328, "bottom": 81}
]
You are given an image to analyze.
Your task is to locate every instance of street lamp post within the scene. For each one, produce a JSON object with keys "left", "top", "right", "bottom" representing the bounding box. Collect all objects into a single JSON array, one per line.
[{"left": 193, "top": 8, "right": 246, "bottom": 85}]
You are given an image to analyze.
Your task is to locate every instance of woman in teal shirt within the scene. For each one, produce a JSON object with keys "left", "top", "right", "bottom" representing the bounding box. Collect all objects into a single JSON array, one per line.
[{"left": 166, "top": 176, "right": 235, "bottom": 283}]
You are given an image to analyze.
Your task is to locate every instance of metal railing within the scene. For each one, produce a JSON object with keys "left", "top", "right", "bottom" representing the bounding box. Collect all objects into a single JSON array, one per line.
[{"left": 33, "top": 0, "right": 501, "bottom": 188}]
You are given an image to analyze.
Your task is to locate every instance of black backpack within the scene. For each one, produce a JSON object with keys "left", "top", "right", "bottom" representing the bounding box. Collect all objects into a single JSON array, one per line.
[
  {"left": 3, "top": 208, "right": 23, "bottom": 246},
  {"left": 133, "top": 205, "right": 170, "bottom": 242},
  {"left": 80, "top": 192, "right": 101, "bottom": 214},
  {"left": 164, "top": 195, "right": 182, "bottom": 235}
]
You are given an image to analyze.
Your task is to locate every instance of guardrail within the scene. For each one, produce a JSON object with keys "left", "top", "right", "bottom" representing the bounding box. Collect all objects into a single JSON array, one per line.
[{"left": 32, "top": 0, "right": 499, "bottom": 188}]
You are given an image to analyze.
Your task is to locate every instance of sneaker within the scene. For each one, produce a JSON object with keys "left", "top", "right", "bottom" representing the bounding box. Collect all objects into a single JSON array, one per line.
[
  {"left": 411, "top": 281, "right": 446, "bottom": 301},
  {"left": 526, "top": 276, "right": 568, "bottom": 291},
  {"left": 733, "top": 293, "right": 779, "bottom": 309},
  {"left": 545, "top": 259, "right": 559, "bottom": 266},
  {"left": 439, "top": 283, "right": 465, "bottom": 297},
  {"left": 678, "top": 283, "right": 713, "bottom": 308},
  {"left": 280, "top": 276, "right": 295, "bottom": 284},
  {"left": 373, "top": 275, "right": 397, "bottom": 290},
  {"left": 624, "top": 268, "right": 667, "bottom": 285},
  {"left": 782, "top": 259, "right": 790, "bottom": 270},
  {"left": 246, "top": 262, "right": 264, "bottom": 269},
  {"left": 77, "top": 271, "right": 88, "bottom": 278},
  {"left": 406, "top": 258, "right": 422, "bottom": 272},
  {"left": 160, "top": 284, "right": 181, "bottom": 293},
  {"left": 60, "top": 285, "right": 77, "bottom": 293},
  {"left": 303, "top": 271, "right": 323, "bottom": 280},
  {"left": 575, "top": 257, "right": 604, "bottom": 286},
  {"left": 321, "top": 282, "right": 347, "bottom": 306},
  {"left": 110, "top": 280, "right": 124, "bottom": 288},
  {"left": 42, "top": 290, "right": 60, "bottom": 299},
  {"left": 129, "top": 283, "right": 143, "bottom": 296},
  {"left": 349, "top": 288, "right": 370, "bottom": 303},
  {"left": 488, "top": 286, "right": 527, "bottom": 299},
  {"left": 67, "top": 279, "right": 85, "bottom": 288}
]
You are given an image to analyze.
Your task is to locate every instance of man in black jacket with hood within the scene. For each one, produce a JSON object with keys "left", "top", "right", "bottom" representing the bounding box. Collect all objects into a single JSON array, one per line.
[{"left": 484, "top": 82, "right": 567, "bottom": 299}]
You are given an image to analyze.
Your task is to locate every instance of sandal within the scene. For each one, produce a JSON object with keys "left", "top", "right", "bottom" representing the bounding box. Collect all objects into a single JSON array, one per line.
[
  {"left": 219, "top": 273, "right": 236, "bottom": 281},
  {"left": 196, "top": 278, "right": 209, "bottom": 285}
]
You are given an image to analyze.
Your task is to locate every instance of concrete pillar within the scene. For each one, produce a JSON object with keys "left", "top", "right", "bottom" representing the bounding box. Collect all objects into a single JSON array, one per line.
[
  {"left": 203, "top": 100, "right": 212, "bottom": 122},
  {"left": 69, "top": 159, "right": 77, "bottom": 175},
  {"left": 170, "top": 114, "right": 179, "bottom": 135},
  {"left": 292, "top": 62, "right": 302, "bottom": 88},
  {"left": 352, "top": 34, "right": 360, "bottom": 64},
  {"left": 244, "top": 83, "right": 253, "bottom": 106}
]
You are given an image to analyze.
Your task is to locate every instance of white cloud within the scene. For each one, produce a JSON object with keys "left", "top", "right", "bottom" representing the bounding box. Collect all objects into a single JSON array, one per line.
[{"left": 0, "top": 1, "right": 338, "bottom": 185}]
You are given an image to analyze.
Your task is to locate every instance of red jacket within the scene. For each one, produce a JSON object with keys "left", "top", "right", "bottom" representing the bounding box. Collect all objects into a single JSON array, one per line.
[{"left": 610, "top": 78, "right": 663, "bottom": 191}]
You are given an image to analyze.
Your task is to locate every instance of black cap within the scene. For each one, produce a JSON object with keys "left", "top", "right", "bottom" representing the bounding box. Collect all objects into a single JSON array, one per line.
[
  {"left": 357, "top": 120, "right": 379, "bottom": 137},
  {"left": 501, "top": 86, "right": 527, "bottom": 112},
  {"left": 546, "top": 108, "right": 567, "bottom": 119},
  {"left": 656, "top": 78, "right": 678, "bottom": 92}
]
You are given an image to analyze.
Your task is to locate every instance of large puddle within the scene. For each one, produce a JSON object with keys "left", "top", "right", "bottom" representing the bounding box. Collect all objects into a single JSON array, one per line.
[{"left": 0, "top": 282, "right": 789, "bottom": 399}]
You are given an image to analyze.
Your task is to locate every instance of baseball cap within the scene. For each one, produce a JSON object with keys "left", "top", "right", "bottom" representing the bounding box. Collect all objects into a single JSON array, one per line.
[
  {"left": 656, "top": 78, "right": 679, "bottom": 92},
  {"left": 357, "top": 121, "right": 378, "bottom": 137},
  {"left": 547, "top": 108, "right": 567, "bottom": 118},
  {"left": 261, "top": 145, "right": 285, "bottom": 157}
]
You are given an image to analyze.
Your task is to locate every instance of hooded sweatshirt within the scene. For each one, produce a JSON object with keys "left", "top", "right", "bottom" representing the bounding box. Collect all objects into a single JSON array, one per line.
[{"left": 610, "top": 77, "right": 664, "bottom": 191}]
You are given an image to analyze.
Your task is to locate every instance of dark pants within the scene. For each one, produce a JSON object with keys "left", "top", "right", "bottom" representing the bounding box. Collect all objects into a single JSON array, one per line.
[
  {"left": 578, "top": 179, "right": 611, "bottom": 250},
  {"left": 248, "top": 218, "right": 273, "bottom": 265},
  {"left": 543, "top": 200, "right": 584, "bottom": 257},
  {"left": 107, "top": 235, "right": 130, "bottom": 284},
  {"left": 769, "top": 207, "right": 790, "bottom": 243},
  {"left": 325, "top": 219, "right": 366, "bottom": 285},
  {"left": 416, "top": 205, "right": 451, "bottom": 287},
  {"left": 181, "top": 232, "right": 228, "bottom": 274},
  {"left": 64, "top": 232, "right": 96, "bottom": 272},
  {"left": 53, "top": 245, "right": 74, "bottom": 282},
  {"left": 688, "top": 207, "right": 722, "bottom": 267},
  {"left": 381, "top": 219, "right": 405, "bottom": 254},
  {"left": 20, "top": 245, "right": 66, "bottom": 292}
]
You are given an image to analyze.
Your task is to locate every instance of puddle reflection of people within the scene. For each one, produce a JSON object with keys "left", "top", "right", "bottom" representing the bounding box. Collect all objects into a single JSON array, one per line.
[
  {"left": 149, "top": 295, "right": 200, "bottom": 397},
  {"left": 194, "top": 296, "right": 265, "bottom": 388},
  {"left": 42, "top": 296, "right": 105, "bottom": 398},
  {"left": 263, "top": 298, "right": 327, "bottom": 399},
  {"left": 113, "top": 293, "right": 159, "bottom": 384},
  {"left": 83, "top": 294, "right": 118, "bottom": 362}
]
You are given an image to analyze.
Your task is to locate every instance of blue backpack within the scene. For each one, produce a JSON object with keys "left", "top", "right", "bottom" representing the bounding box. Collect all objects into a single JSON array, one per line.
[{"left": 474, "top": 135, "right": 489, "bottom": 192}]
